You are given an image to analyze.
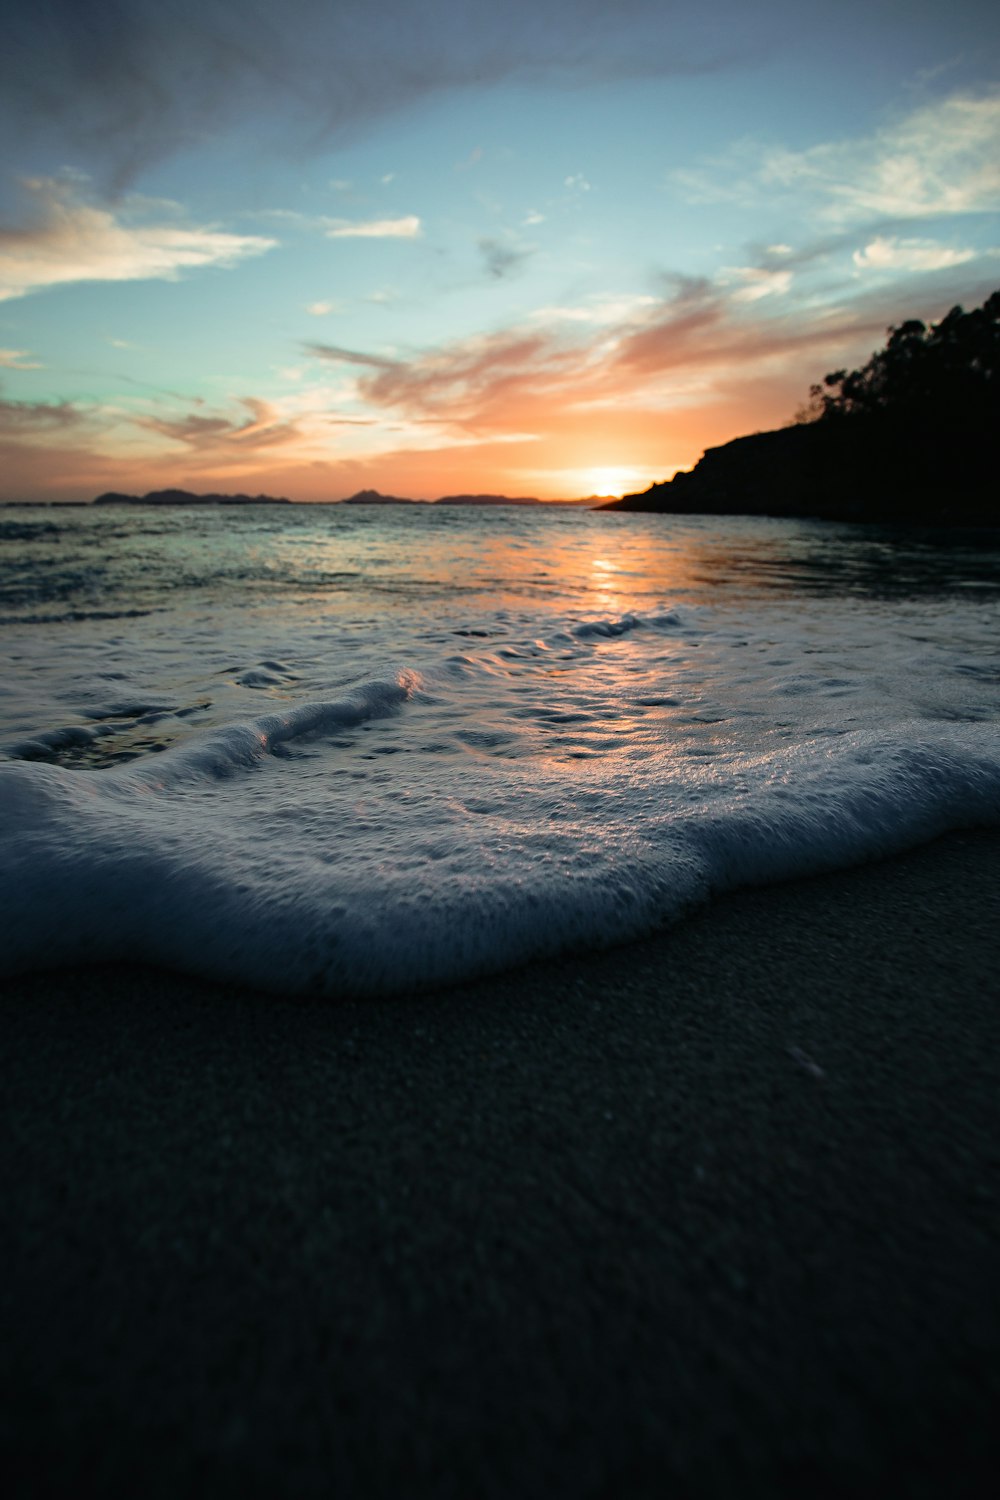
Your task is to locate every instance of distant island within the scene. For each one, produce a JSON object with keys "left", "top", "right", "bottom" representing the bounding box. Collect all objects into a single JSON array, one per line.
[
  {"left": 94, "top": 489, "right": 292, "bottom": 506},
  {"left": 341, "top": 490, "right": 546, "bottom": 506},
  {"left": 92, "top": 488, "right": 563, "bottom": 508},
  {"left": 604, "top": 288, "right": 999, "bottom": 527},
  {"left": 340, "top": 489, "right": 424, "bottom": 505}
]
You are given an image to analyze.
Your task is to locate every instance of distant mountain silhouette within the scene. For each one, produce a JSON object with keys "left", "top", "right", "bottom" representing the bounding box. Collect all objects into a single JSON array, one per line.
[
  {"left": 93, "top": 489, "right": 291, "bottom": 506},
  {"left": 91, "top": 486, "right": 586, "bottom": 509},
  {"left": 340, "top": 489, "right": 424, "bottom": 504},
  {"left": 605, "top": 289, "right": 999, "bottom": 526}
]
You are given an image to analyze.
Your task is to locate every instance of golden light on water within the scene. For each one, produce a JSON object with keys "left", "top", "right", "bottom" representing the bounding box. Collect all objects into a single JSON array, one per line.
[{"left": 589, "top": 553, "right": 625, "bottom": 610}]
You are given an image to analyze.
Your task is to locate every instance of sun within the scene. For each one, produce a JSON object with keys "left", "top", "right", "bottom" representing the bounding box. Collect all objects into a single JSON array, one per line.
[{"left": 582, "top": 466, "right": 643, "bottom": 498}]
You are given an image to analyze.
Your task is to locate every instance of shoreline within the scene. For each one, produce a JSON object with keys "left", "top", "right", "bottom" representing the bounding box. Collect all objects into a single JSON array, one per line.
[{"left": 3, "top": 828, "right": 1000, "bottom": 1496}]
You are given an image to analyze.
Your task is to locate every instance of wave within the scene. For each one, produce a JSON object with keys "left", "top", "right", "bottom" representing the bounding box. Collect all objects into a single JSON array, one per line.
[
  {"left": 571, "top": 609, "right": 685, "bottom": 638},
  {"left": 129, "top": 670, "right": 422, "bottom": 784},
  {"left": 1, "top": 653, "right": 996, "bottom": 996},
  {"left": 0, "top": 608, "right": 155, "bottom": 626}
]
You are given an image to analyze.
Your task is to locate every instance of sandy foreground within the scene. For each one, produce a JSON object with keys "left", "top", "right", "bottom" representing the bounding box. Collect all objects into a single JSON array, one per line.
[{"left": 2, "top": 829, "right": 999, "bottom": 1497}]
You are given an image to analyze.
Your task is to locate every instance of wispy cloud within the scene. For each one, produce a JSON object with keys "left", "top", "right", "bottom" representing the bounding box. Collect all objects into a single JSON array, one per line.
[
  {"left": 851, "top": 235, "right": 978, "bottom": 272},
  {"left": 455, "top": 147, "right": 484, "bottom": 173},
  {"left": 326, "top": 216, "right": 422, "bottom": 239},
  {"left": 675, "top": 90, "right": 1000, "bottom": 223},
  {"left": 306, "top": 300, "right": 338, "bottom": 316},
  {"left": 0, "top": 395, "right": 85, "bottom": 434},
  {"left": 762, "top": 92, "right": 1000, "bottom": 221},
  {"left": 724, "top": 266, "right": 794, "bottom": 302},
  {"left": 134, "top": 398, "right": 302, "bottom": 452},
  {"left": 302, "top": 263, "right": 998, "bottom": 462},
  {"left": 603, "top": 277, "right": 808, "bottom": 381},
  {"left": 0, "top": 348, "right": 42, "bottom": 369},
  {"left": 531, "top": 294, "right": 658, "bottom": 325},
  {"left": 0, "top": 179, "right": 275, "bottom": 302},
  {"left": 304, "top": 343, "right": 401, "bottom": 371},
  {"left": 307, "top": 328, "right": 573, "bottom": 431},
  {"left": 478, "top": 237, "right": 533, "bottom": 279}
]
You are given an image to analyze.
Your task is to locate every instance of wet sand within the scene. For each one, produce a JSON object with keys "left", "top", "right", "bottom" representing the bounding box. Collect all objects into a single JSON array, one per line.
[{"left": 3, "top": 829, "right": 999, "bottom": 1497}]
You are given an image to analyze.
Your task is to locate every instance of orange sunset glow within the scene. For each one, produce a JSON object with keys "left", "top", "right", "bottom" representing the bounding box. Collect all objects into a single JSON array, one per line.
[{"left": 2, "top": 0, "right": 997, "bottom": 504}]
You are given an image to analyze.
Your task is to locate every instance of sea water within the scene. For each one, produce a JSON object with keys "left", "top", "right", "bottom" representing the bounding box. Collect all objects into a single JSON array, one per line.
[{"left": 2, "top": 502, "right": 998, "bottom": 995}]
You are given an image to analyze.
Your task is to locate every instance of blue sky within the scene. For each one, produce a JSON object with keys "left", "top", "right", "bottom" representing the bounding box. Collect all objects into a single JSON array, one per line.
[{"left": 1, "top": 0, "right": 998, "bottom": 500}]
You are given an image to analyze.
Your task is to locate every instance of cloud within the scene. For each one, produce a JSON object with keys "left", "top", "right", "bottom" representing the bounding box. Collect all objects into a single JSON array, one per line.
[
  {"left": 306, "top": 300, "right": 337, "bottom": 316},
  {"left": 763, "top": 94, "right": 1000, "bottom": 221},
  {"left": 304, "top": 344, "right": 400, "bottom": 371},
  {"left": 724, "top": 266, "right": 794, "bottom": 302},
  {"left": 307, "top": 327, "right": 573, "bottom": 430},
  {"left": 0, "top": 348, "right": 42, "bottom": 369},
  {"left": 134, "top": 398, "right": 302, "bottom": 452},
  {"left": 0, "top": 179, "right": 275, "bottom": 302},
  {"left": 851, "top": 235, "right": 977, "bottom": 272},
  {"left": 302, "top": 267, "right": 987, "bottom": 448},
  {"left": 302, "top": 292, "right": 707, "bottom": 433},
  {"left": 326, "top": 216, "right": 422, "bottom": 239},
  {"left": 675, "top": 90, "right": 1000, "bottom": 223},
  {"left": 531, "top": 293, "right": 658, "bottom": 325},
  {"left": 478, "top": 237, "right": 533, "bottom": 279},
  {"left": 2, "top": 1, "right": 731, "bottom": 192},
  {"left": 0, "top": 394, "right": 84, "bottom": 434}
]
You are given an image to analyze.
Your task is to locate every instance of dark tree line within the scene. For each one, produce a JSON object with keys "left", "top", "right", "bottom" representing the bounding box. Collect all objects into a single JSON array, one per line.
[
  {"left": 806, "top": 289, "right": 999, "bottom": 432},
  {"left": 788, "top": 287, "right": 998, "bottom": 522}
]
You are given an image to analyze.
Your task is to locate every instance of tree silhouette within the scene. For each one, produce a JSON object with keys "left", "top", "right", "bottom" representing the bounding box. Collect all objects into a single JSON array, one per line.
[{"left": 807, "top": 290, "right": 999, "bottom": 430}]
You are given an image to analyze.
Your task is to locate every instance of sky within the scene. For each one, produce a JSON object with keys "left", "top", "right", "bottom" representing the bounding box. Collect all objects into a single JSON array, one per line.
[{"left": 1, "top": 0, "right": 999, "bottom": 502}]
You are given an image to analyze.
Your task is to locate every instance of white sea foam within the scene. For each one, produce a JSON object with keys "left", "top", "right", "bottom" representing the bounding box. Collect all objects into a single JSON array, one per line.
[
  {"left": 2, "top": 613, "right": 998, "bottom": 995},
  {"left": 1, "top": 506, "right": 998, "bottom": 995}
]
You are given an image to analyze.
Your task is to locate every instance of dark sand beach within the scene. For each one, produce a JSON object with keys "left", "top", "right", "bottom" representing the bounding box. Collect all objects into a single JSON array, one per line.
[{"left": 3, "top": 829, "right": 999, "bottom": 1498}]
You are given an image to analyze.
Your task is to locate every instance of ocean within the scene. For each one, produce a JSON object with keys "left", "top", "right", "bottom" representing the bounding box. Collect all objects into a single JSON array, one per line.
[{"left": 2, "top": 501, "right": 998, "bottom": 995}]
